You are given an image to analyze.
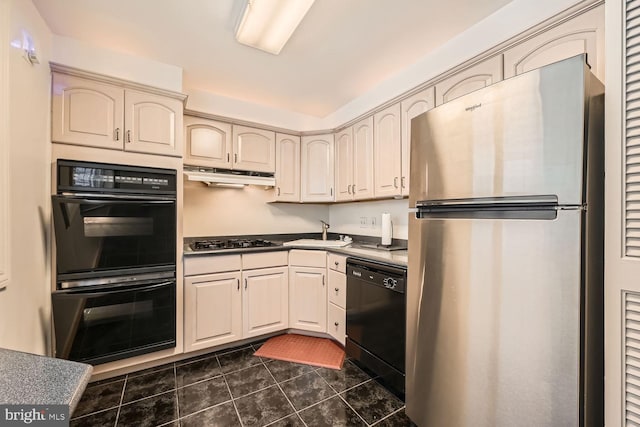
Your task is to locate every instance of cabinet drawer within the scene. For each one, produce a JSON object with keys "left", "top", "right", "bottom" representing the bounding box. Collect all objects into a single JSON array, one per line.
[
  {"left": 289, "top": 249, "right": 326, "bottom": 267},
  {"left": 328, "top": 270, "right": 346, "bottom": 308},
  {"left": 184, "top": 255, "right": 241, "bottom": 276},
  {"left": 242, "top": 251, "right": 288, "bottom": 270},
  {"left": 327, "top": 303, "right": 346, "bottom": 346},
  {"left": 327, "top": 253, "right": 347, "bottom": 273}
]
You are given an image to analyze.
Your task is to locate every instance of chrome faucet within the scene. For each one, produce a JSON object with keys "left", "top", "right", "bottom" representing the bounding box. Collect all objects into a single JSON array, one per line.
[{"left": 321, "top": 220, "right": 330, "bottom": 241}]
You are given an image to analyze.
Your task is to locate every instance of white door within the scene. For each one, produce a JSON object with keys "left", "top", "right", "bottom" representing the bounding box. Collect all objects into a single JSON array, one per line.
[
  {"left": 374, "top": 104, "right": 402, "bottom": 198},
  {"left": 503, "top": 6, "right": 604, "bottom": 81},
  {"left": 242, "top": 267, "right": 288, "bottom": 338},
  {"left": 275, "top": 133, "right": 300, "bottom": 202},
  {"left": 125, "top": 89, "right": 183, "bottom": 157},
  {"left": 334, "top": 127, "right": 353, "bottom": 201},
  {"left": 184, "top": 116, "right": 232, "bottom": 168},
  {"left": 289, "top": 266, "right": 327, "bottom": 333},
  {"left": 401, "top": 87, "right": 435, "bottom": 196},
  {"left": 184, "top": 272, "right": 242, "bottom": 352},
  {"left": 434, "top": 55, "right": 503, "bottom": 106},
  {"left": 51, "top": 73, "right": 124, "bottom": 150},
  {"left": 232, "top": 125, "right": 275, "bottom": 173},
  {"left": 301, "top": 134, "right": 335, "bottom": 202},
  {"left": 352, "top": 116, "right": 374, "bottom": 200},
  {"left": 605, "top": 1, "right": 636, "bottom": 425}
]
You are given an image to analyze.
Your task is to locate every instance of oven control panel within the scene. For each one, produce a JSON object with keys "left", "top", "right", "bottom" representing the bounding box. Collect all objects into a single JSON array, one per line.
[{"left": 57, "top": 160, "right": 176, "bottom": 195}]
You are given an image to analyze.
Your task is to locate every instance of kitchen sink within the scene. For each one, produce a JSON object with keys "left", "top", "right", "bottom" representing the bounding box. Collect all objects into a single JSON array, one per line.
[{"left": 282, "top": 239, "right": 351, "bottom": 248}]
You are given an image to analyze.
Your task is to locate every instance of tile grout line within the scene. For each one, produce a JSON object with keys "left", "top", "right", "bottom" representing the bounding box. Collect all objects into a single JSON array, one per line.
[
  {"left": 219, "top": 354, "right": 245, "bottom": 427},
  {"left": 113, "top": 374, "right": 127, "bottom": 427},
  {"left": 369, "top": 406, "right": 406, "bottom": 426},
  {"left": 315, "top": 367, "right": 372, "bottom": 426},
  {"left": 173, "top": 363, "right": 180, "bottom": 422},
  {"left": 260, "top": 356, "right": 306, "bottom": 427}
]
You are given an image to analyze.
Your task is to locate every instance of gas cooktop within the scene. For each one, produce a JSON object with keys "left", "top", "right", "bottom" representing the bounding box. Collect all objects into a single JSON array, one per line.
[{"left": 190, "top": 238, "right": 279, "bottom": 251}]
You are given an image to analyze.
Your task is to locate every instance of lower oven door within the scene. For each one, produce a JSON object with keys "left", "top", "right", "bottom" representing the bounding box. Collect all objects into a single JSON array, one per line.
[{"left": 52, "top": 280, "right": 176, "bottom": 365}]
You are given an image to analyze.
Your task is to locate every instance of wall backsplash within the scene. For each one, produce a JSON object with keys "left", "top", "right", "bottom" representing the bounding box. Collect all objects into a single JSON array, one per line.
[
  {"left": 183, "top": 181, "right": 330, "bottom": 237},
  {"left": 329, "top": 199, "right": 409, "bottom": 241}
]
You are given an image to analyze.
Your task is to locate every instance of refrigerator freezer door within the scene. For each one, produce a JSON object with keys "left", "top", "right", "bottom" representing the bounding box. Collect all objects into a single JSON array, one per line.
[
  {"left": 409, "top": 55, "right": 588, "bottom": 207},
  {"left": 406, "top": 210, "right": 582, "bottom": 427}
]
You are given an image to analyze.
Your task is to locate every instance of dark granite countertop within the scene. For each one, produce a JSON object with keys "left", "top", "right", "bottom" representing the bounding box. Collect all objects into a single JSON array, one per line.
[
  {"left": 0, "top": 348, "right": 92, "bottom": 415},
  {"left": 183, "top": 233, "right": 408, "bottom": 267}
]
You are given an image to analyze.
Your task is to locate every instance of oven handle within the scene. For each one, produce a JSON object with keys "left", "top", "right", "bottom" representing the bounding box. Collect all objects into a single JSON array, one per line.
[
  {"left": 53, "top": 194, "right": 175, "bottom": 204},
  {"left": 54, "top": 280, "right": 174, "bottom": 297},
  {"left": 57, "top": 193, "right": 176, "bottom": 202}
]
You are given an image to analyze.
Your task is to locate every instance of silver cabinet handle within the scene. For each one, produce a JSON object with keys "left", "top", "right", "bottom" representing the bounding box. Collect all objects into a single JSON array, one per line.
[
  {"left": 227, "top": 153, "right": 230, "bottom": 162},
  {"left": 322, "top": 275, "right": 325, "bottom": 286},
  {"left": 114, "top": 128, "right": 120, "bottom": 141},
  {"left": 394, "top": 177, "right": 398, "bottom": 188},
  {"left": 234, "top": 153, "right": 238, "bottom": 163},
  {"left": 126, "top": 130, "right": 131, "bottom": 143},
  {"left": 334, "top": 261, "right": 339, "bottom": 267},
  {"left": 277, "top": 187, "right": 281, "bottom": 196},
  {"left": 334, "top": 287, "right": 339, "bottom": 293},
  {"left": 330, "top": 187, "right": 333, "bottom": 197},
  {"left": 237, "top": 279, "right": 240, "bottom": 291},
  {"left": 334, "top": 322, "right": 339, "bottom": 327},
  {"left": 244, "top": 278, "right": 247, "bottom": 289},
  {"left": 351, "top": 184, "right": 355, "bottom": 195}
]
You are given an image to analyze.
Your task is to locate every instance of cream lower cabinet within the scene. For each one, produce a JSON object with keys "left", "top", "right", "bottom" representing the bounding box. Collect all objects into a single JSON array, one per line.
[
  {"left": 52, "top": 72, "right": 184, "bottom": 157},
  {"left": 289, "top": 250, "right": 327, "bottom": 333},
  {"left": 183, "top": 255, "right": 243, "bottom": 352},
  {"left": 327, "top": 253, "right": 347, "bottom": 345},
  {"left": 242, "top": 266, "right": 289, "bottom": 338}
]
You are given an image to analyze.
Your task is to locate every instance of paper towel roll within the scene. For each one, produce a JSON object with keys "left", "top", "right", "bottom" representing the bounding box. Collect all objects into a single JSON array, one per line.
[{"left": 381, "top": 213, "right": 392, "bottom": 246}]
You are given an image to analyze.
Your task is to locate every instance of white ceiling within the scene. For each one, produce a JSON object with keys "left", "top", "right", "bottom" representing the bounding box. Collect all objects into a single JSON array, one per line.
[{"left": 32, "top": 0, "right": 512, "bottom": 117}]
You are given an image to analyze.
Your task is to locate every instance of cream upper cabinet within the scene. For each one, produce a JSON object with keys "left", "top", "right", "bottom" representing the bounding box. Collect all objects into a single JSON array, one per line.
[
  {"left": 232, "top": 125, "right": 275, "bottom": 173},
  {"left": 400, "top": 87, "right": 435, "bottom": 196},
  {"left": 275, "top": 133, "right": 300, "bottom": 202},
  {"left": 301, "top": 134, "right": 334, "bottom": 202},
  {"left": 289, "top": 266, "right": 327, "bottom": 333},
  {"left": 184, "top": 271, "right": 242, "bottom": 352},
  {"left": 352, "top": 116, "right": 375, "bottom": 200},
  {"left": 52, "top": 73, "right": 184, "bottom": 157},
  {"left": 374, "top": 104, "right": 402, "bottom": 198},
  {"left": 503, "top": 6, "right": 604, "bottom": 81},
  {"left": 434, "top": 55, "right": 503, "bottom": 106},
  {"left": 52, "top": 73, "right": 124, "bottom": 150},
  {"left": 242, "top": 266, "right": 288, "bottom": 338},
  {"left": 184, "top": 116, "right": 232, "bottom": 168},
  {"left": 124, "top": 90, "right": 183, "bottom": 157},
  {"left": 334, "top": 127, "right": 353, "bottom": 201}
]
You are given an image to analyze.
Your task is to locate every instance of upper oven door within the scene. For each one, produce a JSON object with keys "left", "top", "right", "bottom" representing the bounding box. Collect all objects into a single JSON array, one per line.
[{"left": 52, "top": 195, "right": 176, "bottom": 280}]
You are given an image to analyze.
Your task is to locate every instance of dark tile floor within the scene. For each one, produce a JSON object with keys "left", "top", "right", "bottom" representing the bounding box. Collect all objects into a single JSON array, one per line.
[{"left": 70, "top": 340, "right": 414, "bottom": 427}]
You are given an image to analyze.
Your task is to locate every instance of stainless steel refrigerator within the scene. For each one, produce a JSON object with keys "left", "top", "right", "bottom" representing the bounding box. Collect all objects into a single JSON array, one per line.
[{"left": 406, "top": 54, "right": 604, "bottom": 427}]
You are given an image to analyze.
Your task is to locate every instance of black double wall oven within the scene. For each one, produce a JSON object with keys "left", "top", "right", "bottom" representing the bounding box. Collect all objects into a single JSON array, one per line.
[{"left": 51, "top": 160, "right": 177, "bottom": 365}]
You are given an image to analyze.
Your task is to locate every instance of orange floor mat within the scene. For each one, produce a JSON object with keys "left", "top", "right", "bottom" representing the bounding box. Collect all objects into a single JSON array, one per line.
[{"left": 254, "top": 334, "right": 345, "bottom": 370}]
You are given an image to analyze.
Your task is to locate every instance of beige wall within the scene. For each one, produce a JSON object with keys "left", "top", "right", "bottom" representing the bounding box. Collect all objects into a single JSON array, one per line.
[
  {"left": 0, "top": 0, "right": 52, "bottom": 354},
  {"left": 329, "top": 199, "right": 409, "bottom": 240},
  {"left": 183, "top": 180, "right": 329, "bottom": 237}
]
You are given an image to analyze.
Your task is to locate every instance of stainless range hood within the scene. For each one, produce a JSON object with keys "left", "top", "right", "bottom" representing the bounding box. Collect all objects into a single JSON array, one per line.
[{"left": 183, "top": 166, "right": 276, "bottom": 187}]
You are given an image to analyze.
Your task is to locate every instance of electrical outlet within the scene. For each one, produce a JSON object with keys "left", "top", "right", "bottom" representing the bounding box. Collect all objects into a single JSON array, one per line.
[
  {"left": 360, "top": 216, "right": 368, "bottom": 228},
  {"left": 371, "top": 216, "right": 377, "bottom": 228}
]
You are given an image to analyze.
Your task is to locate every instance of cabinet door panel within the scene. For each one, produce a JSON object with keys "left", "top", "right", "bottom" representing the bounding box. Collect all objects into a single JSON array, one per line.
[
  {"left": 401, "top": 87, "right": 435, "bottom": 196},
  {"left": 52, "top": 74, "right": 124, "bottom": 149},
  {"left": 184, "top": 117, "right": 232, "bottom": 168},
  {"left": 353, "top": 116, "right": 374, "bottom": 200},
  {"left": 243, "top": 267, "right": 288, "bottom": 338},
  {"left": 275, "top": 133, "right": 300, "bottom": 202},
  {"left": 301, "top": 135, "right": 335, "bottom": 202},
  {"left": 327, "top": 303, "right": 346, "bottom": 346},
  {"left": 328, "top": 269, "right": 346, "bottom": 308},
  {"left": 435, "top": 55, "right": 503, "bottom": 106},
  {"left": 334, "top": 127, "right": 354, "bottom": 201},
  {"left": 289, "top": 267, "right": 327, "bottom": 333},
  {"left": 184, "top": 272, "right": 242, "bottom": 352},
  {"left": 125, "top": 90, "right": 183, "bottom": 157},
  {"left": 503, "top": 6, "right": 603, "bottom": 80},
  {"left": 374, "top": 104, "right": 402, "bottom": 198},
  {"left": 233, "top": 125, "right": 275, "bottom": 173}
]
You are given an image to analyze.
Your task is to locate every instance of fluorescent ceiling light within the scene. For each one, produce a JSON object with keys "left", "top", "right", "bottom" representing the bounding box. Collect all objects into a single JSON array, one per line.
[{"left": 235, "top": 0, "right": 315, "bottom": 55}]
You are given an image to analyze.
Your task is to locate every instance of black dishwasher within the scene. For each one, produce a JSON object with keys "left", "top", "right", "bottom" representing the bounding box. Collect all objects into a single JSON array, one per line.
[{"left": 346, "top": 258, "right": 406, "bottom": 398}]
